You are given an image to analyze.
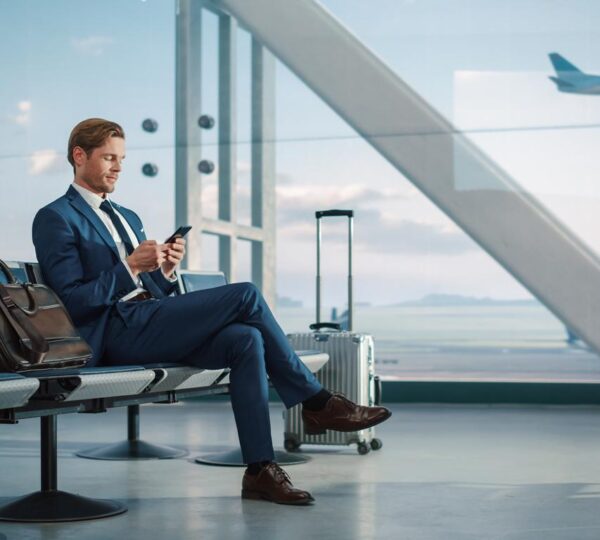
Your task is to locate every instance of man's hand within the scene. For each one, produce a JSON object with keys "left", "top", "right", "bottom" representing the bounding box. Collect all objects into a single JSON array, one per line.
[
  {"left": 126, "top": 240, "right": 167, "bottom": 276},
  {"left": 161, "top": 237, "right": 186, "bottom": 278}
]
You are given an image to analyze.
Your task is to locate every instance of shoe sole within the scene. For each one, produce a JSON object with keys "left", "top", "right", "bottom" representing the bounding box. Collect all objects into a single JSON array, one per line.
[
  {"left": 241, "top": 489, "right": 315, "bottom": 506},
  {"left": 304, "top": 410, "right": 392, "bottom": 435}
]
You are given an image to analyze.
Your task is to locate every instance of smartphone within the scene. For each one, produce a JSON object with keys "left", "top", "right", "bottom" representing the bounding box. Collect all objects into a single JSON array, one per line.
[{"left": 165, "top": 225, "right": 192, "bottom": 244}]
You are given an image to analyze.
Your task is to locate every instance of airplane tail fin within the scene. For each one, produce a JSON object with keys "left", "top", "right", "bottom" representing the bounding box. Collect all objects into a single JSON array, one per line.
[{"left": 549, "top": 52, "right": 582, "bottom": 74}]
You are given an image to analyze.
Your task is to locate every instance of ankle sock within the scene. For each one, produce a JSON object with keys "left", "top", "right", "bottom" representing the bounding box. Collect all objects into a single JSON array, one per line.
[
  {"left": 246, "top": 460, "right": 272, "bottom": 475},
  {"left": 302, "top": 389, "right": 333, "bottom": 411}
]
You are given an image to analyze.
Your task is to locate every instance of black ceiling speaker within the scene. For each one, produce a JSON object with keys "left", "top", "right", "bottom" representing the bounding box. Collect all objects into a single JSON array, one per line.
[
  {"left": 142, "top": 163, "right": 159, "bottom": 177},
  {"left": 198, "top": 160, "right": 215, "bottom": 174},
  {"left": 142, "top": 118, "right": 158, "bottom": 133},
  {"left": 198, "top": 115, "right": 215, "bottom": 129}
]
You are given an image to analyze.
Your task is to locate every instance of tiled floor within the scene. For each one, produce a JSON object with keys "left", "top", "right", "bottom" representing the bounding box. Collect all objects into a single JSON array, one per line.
[{"left": 2, "top": 401, "right": 600, "bottom": 539}]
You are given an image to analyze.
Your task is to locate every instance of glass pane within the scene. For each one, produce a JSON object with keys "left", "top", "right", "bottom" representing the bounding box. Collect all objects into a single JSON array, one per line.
[
  {"left": 201, "top": 233, "right": 219, "bottom": 272},
  {"left": 318, "top": 0, "right": 600, "bottom": 258},
  {"left": 0, "top": 0, "right": 175, "bottom": 257},
  {"left": 224, "top": 1, "right": 600, "bottom": 381},
  {"left": 236, "top": 238, "right": 252, "bottom": 283}
]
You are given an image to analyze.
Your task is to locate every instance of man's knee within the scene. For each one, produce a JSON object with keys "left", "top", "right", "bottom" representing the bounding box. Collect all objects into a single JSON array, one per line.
[
  {"left": 235, "top": 282, "right": 263, "bottom": 313},
  {"left": 239, "top": 281, "right": 259, "bottom": 297},
  {"left": 231, "top": 325, "right": 264, "bottom": 363}
]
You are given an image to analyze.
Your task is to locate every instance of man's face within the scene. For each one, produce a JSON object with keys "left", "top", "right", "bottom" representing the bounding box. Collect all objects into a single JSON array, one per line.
[{"left": 74, "top": 137, "right": 125, "bottom": 196}]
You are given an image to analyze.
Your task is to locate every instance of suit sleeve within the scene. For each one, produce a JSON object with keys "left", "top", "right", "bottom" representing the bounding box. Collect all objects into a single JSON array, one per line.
[
  {"left": 32, "top": 207, "right": 138, "bottom": 326},
  {"left": 150, "top": 268, "right": 179, "bottom": 296}
]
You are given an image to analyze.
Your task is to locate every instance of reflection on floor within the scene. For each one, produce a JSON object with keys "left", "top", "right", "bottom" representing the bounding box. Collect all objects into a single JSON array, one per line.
[{"left": 2, "top": 401, "right": 600, "bottom": 540}]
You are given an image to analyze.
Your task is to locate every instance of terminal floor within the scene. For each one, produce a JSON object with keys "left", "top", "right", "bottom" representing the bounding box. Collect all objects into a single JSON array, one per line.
[{"left": 2, "top": 401, "right": 600, "bottom": 540}]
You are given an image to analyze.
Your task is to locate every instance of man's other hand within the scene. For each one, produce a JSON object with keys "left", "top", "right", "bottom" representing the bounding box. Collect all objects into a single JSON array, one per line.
[
  {"left": 126, "top": 240, "right": 167, "bottom": 275},
  {"left": 161, "top": 237, "right": 186, "bottom": 278}
]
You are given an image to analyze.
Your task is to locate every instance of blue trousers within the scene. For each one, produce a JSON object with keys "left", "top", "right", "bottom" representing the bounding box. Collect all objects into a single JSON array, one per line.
[{"left": 102, "top": 282, "right": 322, "bottom": 463}]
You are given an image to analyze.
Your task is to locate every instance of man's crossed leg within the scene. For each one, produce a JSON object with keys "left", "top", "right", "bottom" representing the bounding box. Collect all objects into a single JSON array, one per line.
[{"left": 104, "top": 282, "right": 391, "bottom": 505}]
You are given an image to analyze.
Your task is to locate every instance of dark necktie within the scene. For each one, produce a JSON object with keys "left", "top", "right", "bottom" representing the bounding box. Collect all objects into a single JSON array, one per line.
[
  {"left": 99, "top": 200, "right": 135, "bottom": 255},
  {"left": 99, "top": 200, "right": 162, "bottom": 299}
]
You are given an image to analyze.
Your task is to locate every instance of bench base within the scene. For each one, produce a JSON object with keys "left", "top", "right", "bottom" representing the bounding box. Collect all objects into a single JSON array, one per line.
[
  {"left": 76, "top": 439, "right": 188, "bottom": 460},
  {"left": 194, "top": 448, "right": 310, "bottom": 466},
  {"left": 0, "top": 490, "right": 127, "bottom": 522}
]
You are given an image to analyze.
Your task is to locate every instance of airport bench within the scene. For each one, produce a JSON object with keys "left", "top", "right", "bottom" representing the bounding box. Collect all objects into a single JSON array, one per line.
[
  {"left": 0, "top": 261, "right": 328, "bottom": 522},
  {"left": 0, "top": 361, "right": 230, "bottom": 522}
]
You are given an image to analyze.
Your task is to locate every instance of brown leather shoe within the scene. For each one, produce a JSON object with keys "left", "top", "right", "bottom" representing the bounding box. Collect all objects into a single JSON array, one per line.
[
  {"left": 242, "top": 463, "right": 315, "bottom": 505},
  {"left": 302, "top": 393, "right": 392, "bottom": 435}
]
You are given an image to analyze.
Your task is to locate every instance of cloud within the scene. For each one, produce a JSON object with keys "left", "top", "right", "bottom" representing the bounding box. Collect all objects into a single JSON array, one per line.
[
  {"left": 71, "top": 36, "right": 114, "bottom": 56},
  {"left": 29, "top": 149, "right": 68, "bottom": 176},
  {"left": 276, "top": 183, "right": 407, "bottom": 225},
  {"left": 280, "top": 206, "right": 477, "bottom": 256},
  {"left": 6, "top": 100, "right": 32, "bottom": 125},
  {"left": 202, "top": 179, "right": 471, "bottom": 255},
  {"left": 355, "top": 209, "right": 477, "bottom": 255},
  {"left": 274, "top": 182, "right": 476, "bottom": 255}
]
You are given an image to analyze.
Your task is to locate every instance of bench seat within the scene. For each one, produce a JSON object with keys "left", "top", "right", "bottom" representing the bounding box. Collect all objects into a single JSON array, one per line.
[
  {"left": 21, "top": 366, "right": 155, "bottom": 402},
  {"left": 0, "top": 373, "right": 39, "bottom": 409},
  {"left": 147, "top": 366, "right": 227, "bottom": 394}
]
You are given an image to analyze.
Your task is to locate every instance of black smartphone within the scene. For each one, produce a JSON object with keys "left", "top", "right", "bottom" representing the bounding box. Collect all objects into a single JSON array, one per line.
[{"left": 165, "top": 225, "right": 192, "bottom": 244}]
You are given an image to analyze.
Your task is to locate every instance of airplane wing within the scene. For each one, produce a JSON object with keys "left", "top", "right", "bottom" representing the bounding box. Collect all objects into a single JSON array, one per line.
[{"left": 548, "top": 75, "right": 575, "bottom": 88}]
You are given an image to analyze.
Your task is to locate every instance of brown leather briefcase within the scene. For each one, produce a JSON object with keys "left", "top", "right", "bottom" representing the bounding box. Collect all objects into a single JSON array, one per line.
[{"left": 0, "top": 259, "right": 92, "bottom": 372}]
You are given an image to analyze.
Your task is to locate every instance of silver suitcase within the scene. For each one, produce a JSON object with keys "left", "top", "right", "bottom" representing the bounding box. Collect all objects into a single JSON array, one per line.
[{"left": 284, "top": 210, "right": 383, "bottom": 455}]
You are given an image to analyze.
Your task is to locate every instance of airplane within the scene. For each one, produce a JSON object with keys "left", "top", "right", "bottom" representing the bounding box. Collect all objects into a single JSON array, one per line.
[{"left": 548, "top": 52, "right": 600, "bottom": 94}]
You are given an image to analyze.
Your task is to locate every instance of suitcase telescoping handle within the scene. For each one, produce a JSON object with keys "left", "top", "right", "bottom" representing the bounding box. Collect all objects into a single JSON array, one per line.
[{"left": 315, "top": 209, "right": 354, "bottom": 332}]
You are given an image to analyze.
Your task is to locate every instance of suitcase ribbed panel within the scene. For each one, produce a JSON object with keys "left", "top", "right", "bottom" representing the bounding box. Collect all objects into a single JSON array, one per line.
[{"left": 285, "top": 332, "right": 375, "bottom": 447}]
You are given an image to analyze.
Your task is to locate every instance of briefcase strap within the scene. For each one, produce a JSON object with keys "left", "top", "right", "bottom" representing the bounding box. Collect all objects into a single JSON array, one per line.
[{"left": 0, "top": 283, "right": 49, "bottom": 365}]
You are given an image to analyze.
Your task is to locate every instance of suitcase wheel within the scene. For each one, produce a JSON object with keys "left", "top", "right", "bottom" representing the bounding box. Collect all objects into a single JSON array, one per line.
[
  {"left": 284, "top": 437, "right": 301, "bottom": 452},
  {"left": 370, "top": 438, "right": 383, "bottom": 451},
  {"left": 357, "top": 442, "right": 371, "bottom": 455}
]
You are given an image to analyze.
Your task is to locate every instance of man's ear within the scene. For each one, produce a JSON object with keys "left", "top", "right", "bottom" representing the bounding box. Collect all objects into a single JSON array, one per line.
[{"left": 72, "top": 146, "right": 86, "bottom": 167}]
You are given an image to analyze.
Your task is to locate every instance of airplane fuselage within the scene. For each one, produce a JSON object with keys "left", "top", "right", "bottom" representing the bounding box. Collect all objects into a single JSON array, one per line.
[
  {"left": 549, "top": 62, "right": 600, "bottom": 95},
  {"left": 557, "top": 85, "right": 600, "bottom": 94}
]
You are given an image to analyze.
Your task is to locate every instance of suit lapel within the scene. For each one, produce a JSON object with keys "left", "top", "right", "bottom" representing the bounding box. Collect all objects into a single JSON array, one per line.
[{"left": 66, "top": 186, "right": 120, "bottom": 260}]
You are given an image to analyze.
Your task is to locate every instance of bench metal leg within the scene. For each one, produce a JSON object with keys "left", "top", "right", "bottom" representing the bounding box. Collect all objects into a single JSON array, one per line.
[
  {"left": 76, "top": 405, "right": 187, "bottom": 460},
  {"left": 0, "top": 415, "right": 127, "bottom": 522}
]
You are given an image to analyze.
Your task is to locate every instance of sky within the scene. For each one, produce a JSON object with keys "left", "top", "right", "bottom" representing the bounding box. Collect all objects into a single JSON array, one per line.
[{"left": 2, "top": 0, "right": 600, "bottom": 308}]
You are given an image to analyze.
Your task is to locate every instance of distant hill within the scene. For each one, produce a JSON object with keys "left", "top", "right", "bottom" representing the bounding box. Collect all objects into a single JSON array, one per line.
[{"left": 388, "top": 294, "right": 538, "bottom": 307}]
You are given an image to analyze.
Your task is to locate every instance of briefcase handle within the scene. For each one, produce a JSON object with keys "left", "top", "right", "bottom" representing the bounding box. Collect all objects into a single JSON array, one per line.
[
  {"left": 0, "top": 259, "right": 17, "bottom": 284},
  {"left": 0, "top": 273, "right": 48, "bottom": 365},
  {"left": 0, "top": 259, "right": 39, "bottom": 315}
]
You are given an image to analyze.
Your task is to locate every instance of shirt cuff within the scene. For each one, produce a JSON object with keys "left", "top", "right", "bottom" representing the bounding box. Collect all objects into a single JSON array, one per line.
[{"left": 162, "top": 269, "right": 178, "bottom": 283}]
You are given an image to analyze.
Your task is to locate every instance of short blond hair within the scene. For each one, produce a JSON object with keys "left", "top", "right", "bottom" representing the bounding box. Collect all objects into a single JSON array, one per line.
[{"left": 67, "top": 118, "right": 125, "bottom": 173}]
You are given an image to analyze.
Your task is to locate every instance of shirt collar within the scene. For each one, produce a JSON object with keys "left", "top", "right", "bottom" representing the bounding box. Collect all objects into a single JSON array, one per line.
[{"left": 71, "top": 182, "right": 108, "bottom": 210}]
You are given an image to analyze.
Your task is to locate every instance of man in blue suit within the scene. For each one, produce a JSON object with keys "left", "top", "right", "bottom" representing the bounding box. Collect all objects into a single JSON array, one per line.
[{"left": 32, "top": 118, "right": 390, "bottom": 505}]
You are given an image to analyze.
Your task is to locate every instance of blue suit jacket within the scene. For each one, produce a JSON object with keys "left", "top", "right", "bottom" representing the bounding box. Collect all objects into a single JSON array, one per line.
[{"left": 32, "top": 186, "right": 177, "bottom": 365}]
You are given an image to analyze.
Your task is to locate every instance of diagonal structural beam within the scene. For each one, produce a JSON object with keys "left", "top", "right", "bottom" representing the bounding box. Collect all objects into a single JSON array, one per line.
[{"left": 213, "top": 0, "right": 600, "bottom": 354}]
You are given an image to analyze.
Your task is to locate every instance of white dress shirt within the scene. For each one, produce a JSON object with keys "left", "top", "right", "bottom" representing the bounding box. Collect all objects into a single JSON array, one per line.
[{"left": 71, "top": 182, "right": 160, "bottom": 301}]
